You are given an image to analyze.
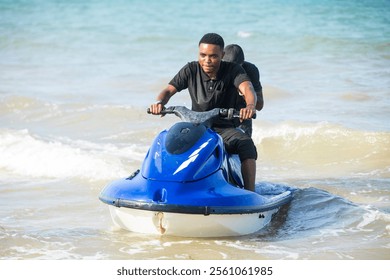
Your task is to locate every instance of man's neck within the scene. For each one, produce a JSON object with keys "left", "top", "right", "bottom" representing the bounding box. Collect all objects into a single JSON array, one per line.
[{"left": 204, "top": 69, "right": 218, "bottom": 80}]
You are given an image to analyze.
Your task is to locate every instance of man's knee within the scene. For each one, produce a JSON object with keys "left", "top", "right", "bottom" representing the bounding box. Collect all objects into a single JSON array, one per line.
[{"left": 238, "top": 138, "right": 257, "bottom": 161}]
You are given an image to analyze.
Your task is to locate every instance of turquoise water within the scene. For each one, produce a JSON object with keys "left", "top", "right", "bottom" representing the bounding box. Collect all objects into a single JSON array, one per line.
[
  {"left": 0, "top": 0, "right": 389, "bottom": 260},
  {"left": 1, "top": 0, "right": 389, "bottom": 129}
]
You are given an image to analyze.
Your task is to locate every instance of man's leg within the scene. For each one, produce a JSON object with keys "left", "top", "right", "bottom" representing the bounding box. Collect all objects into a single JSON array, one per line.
[
  {"left": 242, "top": 158, "right": 256, "bottom": 192},
  {"left": 214, "top": 127, "right": 257, "bottom": 192}
]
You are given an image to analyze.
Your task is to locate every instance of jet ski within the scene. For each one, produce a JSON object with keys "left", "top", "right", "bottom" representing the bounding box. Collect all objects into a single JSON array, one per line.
[{"left": 99, "top": 106, "right": 293, "bottom": 237}]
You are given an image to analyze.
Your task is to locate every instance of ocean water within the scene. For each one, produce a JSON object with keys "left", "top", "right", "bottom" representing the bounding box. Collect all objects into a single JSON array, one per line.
[{"left": 0, "top": 0, "right": 389, "bottom": 261}]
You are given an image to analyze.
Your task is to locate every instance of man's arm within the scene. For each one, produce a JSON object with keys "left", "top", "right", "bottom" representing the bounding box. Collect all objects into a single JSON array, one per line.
[
  {"left": 149, "top": 84, "right": 177, "bottom": 114},
  {"left": 256, "top": 90, "right": 264, "bottom": 111},
  {"left": 238, "top": 80, "right": 257, "bottom": 120}
]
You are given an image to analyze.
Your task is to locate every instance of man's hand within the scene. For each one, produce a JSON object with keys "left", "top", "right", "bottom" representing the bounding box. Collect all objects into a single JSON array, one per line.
[
  {"left": 149, "top": 101, "right": 164, "bottom": 115},
  {"left": 239, "top": 104, "right": 256, "bottom": 121}
]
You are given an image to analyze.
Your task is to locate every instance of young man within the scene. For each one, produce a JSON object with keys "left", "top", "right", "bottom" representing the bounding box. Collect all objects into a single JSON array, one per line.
[
  {"left": 149, "top": 33, "right": 258, "bottom": 192},
  {"left": 223, "top": 44, "right": 264, "bottom": 137}
]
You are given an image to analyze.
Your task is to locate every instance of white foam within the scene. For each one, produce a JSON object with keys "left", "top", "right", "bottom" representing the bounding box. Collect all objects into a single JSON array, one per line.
[
  {"left": 237, "top": 31, "right": 252, "bottom": 38},
  {"left": 356, "top": 207, "right": 390, "bottom": 230},
  {"left": 0, "top": 129, "right": 139, "bottom": 181},
  {"left": 252, "top": 120, "right": 328, "bottom": 143}
]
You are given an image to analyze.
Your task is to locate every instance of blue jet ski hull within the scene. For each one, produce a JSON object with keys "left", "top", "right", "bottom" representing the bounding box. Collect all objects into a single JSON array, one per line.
[{"left": 99, "top": 170, "right": 293, "bottom": 237}]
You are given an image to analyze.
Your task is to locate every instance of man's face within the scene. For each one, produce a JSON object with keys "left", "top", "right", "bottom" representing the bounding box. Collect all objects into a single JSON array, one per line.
[{"left": 198, "top": 43, "right": 224, "bottom": 77}]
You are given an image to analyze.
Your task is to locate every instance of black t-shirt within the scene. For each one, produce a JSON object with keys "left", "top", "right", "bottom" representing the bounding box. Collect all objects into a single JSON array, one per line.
[
  {"left": 236, "top": 61, "right": 262, "bottom": 110},
  {"left": 169, "top": 61, "right": 250, "bottom": 128}
]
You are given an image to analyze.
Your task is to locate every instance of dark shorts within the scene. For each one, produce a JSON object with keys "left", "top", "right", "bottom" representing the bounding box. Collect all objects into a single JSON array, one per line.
[
  {"left": 213, "top": 127, "right": 257, "bottom": 161},
  {"left": 238, "top": 119, "right": 252, "bottom": 137}
]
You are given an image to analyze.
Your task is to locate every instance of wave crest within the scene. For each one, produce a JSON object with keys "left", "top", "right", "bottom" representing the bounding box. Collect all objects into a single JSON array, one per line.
[
  {"left": 253, "top": 121, "right": 390, "bottom": 178},
  {"left": 0, "top": 129, "right": 137, "bottom": 181}
]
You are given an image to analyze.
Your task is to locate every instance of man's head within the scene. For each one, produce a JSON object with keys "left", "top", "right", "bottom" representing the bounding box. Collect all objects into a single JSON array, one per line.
[
  {"left": 198, "top": 33, "right": 225, "bottom": 77},
  {"left": 223, "top": 44, "right": 245, "bottom": 65},
  {"left": 198, "top": 33, "right": 225, "bottom": 49}
]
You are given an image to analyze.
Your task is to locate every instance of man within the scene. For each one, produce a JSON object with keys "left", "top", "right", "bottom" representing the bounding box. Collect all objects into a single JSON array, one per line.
[
  {"left": 223, "top": 44, "right": 264, "bottom": 137},
  {"left": 149, "top": 33, "right": 258, "bottom": 192}
]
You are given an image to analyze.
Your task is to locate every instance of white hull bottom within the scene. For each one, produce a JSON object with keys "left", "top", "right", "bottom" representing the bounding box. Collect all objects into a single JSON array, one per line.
[{"left": 108, "top": 206, "right": 279, "bottom": 237}]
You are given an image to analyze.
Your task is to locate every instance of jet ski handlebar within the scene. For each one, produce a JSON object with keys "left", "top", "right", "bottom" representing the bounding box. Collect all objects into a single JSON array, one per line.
[{"left": 147, "top": 106, "right": 254, "bottom": 124}]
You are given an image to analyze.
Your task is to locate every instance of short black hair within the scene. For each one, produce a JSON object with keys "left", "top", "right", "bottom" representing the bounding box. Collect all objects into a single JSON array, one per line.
[
  {"left": 198, "top": 33, "right": 224, "bottom": 49},
  {"left": 224, "top": 44, "right": 245, "bottom": 64}
]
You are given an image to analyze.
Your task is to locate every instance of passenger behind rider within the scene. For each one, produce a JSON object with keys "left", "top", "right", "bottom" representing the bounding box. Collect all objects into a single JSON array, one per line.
[
  {"left": 149, "top": 33, "right": 258, "bottom": 192},
  {"left": 223, "top": 44, "right": 264, "bottom": 137}
]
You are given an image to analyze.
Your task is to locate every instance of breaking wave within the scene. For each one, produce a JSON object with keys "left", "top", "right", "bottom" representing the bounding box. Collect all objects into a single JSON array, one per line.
[
  {"left": 0, "top": 129, "right": 144, "bottom": 181},
  {"left": 253, "top": 121, "right": 390, "bottom": 178}
]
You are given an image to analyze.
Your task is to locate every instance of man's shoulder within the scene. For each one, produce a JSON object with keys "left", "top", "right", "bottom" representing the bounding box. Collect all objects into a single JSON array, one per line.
[
  {"left": 186, "top": 61, "right": 199, "bottom": 69},
  {"left": 242, "top": 61, "right": 259, "bottom": 72},
  {"left": 177, "top": 61, "right": 199, "bottom": 74},
  {"left": 221, "top": 60, "right": 240, "bottom": 70},
  {"left": 220, "top": 61, "right": 247, "bottom": 76}
]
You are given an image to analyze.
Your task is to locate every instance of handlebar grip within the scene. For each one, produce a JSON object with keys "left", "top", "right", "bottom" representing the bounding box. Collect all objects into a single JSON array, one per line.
[
  {"left": 220, "top": 108, "right": 256, "bottom": 119},
  {"left": 147, "top": 106, "right": 168, "bottom": 115}
]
